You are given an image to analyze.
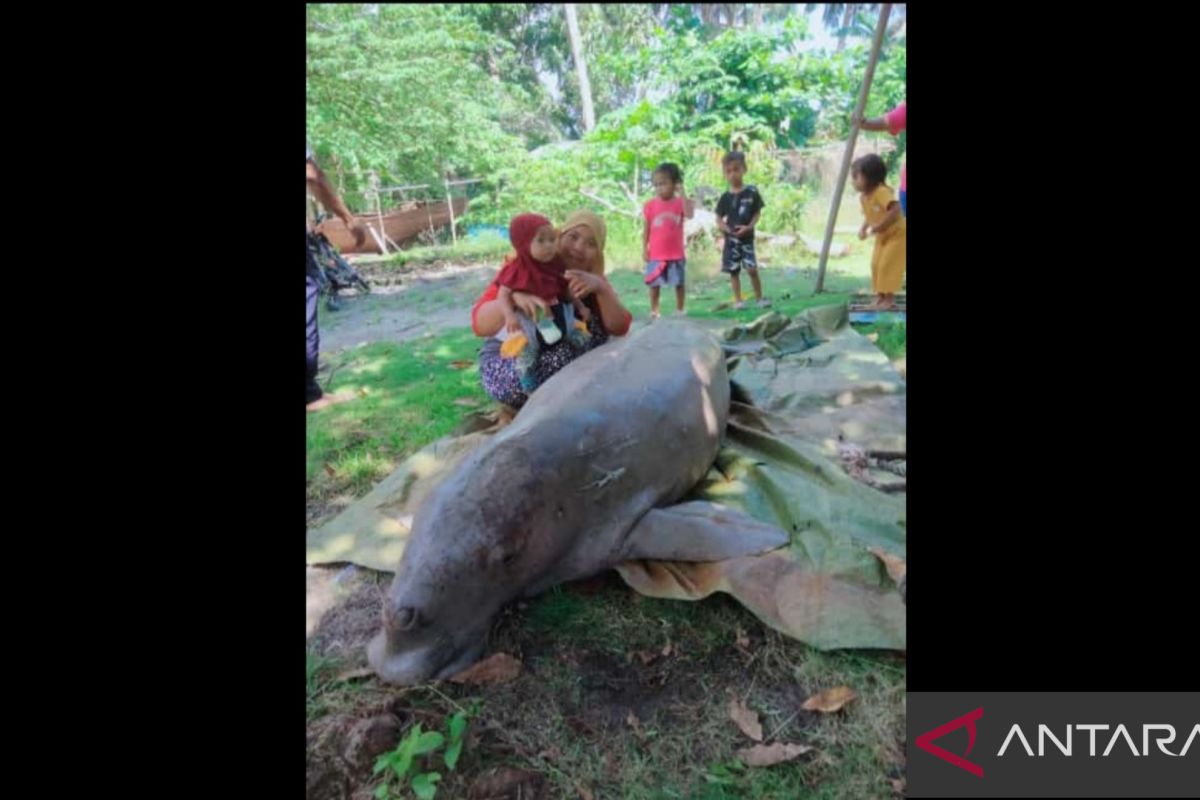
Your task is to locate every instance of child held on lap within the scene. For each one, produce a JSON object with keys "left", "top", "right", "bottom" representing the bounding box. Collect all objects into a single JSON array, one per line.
[
  {"left": 851, "top": 154, "right": 906, "bottom": 311},
  {"left": 716, "top": 151, "right": 770, "bottom": 310},
  {"left": 494, "top": 213, "right": 590, "bottom": 391},
  {"left": 642, "top": 162, "right": 693, "bottom": 319}
]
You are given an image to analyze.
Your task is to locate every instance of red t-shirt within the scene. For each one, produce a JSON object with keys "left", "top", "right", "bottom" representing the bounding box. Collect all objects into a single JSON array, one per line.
[
  {"left": 885, "top": 102, "right": 906, "bottom": 192},
  {"left": 643, "top": 197, "right": 686, "bottom": 261}
]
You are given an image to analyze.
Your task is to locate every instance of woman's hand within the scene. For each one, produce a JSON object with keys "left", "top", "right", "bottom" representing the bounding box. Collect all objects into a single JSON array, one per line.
[
  {"left": 565, "top": 269, "right": 606, "bottom": 300},
  {"left": 511, "top": 291, "right": 550, "bottom": 319}
]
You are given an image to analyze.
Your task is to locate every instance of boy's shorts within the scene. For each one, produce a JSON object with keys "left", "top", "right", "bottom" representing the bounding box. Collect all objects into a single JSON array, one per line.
[
  {"left": 899, "top": 189, "right": 906, "bottom": 216},
  {"left": 645, "top": 258, "right": 686, "bottom": 287},
  {"left": 721, "top": 237, "right": 758, "bottom": 274}
]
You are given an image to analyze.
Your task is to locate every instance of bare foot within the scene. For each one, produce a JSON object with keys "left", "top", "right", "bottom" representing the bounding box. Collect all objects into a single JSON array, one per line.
[{"left": 306, "top": 390, "right": 356, "bottom": 413}]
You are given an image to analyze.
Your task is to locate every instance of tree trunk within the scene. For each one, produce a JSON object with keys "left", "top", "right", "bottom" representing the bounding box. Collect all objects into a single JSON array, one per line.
[
  {"left": 836, "top": 4, "right": 854, "bottom": 52},
  {"left": 752, "top": 4, "right": 764, "bottom": 27},
  {"left": 564, "top": 4, "right": 595, "bottom": 133}
]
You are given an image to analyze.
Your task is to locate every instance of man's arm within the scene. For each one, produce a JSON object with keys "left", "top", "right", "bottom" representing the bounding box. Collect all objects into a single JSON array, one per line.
[
  {"left": 307, "top": 157, "right": 365, "bottom": 247},
  {"left": 854, "top": 115, "right": 889, "bottom": 132}
]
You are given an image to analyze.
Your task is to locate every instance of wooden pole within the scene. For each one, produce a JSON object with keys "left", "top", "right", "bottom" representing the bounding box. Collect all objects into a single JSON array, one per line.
[
  {"left": 371, "top": 170, "right": 389, "bottom": 254},
  {"left": 444, "top": 173, "right": 458, "bottom": 247},
  {"left": 814, "top": 3, "right": 892, "bottom": 294}
]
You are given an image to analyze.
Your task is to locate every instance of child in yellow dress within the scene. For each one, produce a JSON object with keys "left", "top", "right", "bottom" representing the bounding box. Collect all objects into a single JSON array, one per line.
[{"left": 852, "top": 154, "right": 906, "bottom": 310}]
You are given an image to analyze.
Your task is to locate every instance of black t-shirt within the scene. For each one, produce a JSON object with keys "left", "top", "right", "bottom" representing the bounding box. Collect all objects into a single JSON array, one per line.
[{"left": 716, "top": 185, "right": 765, "bottom": 241}]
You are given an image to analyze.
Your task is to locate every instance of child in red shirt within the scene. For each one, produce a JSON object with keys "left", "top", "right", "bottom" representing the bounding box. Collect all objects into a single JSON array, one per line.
[{"left": 642, "top": 163, "right": 694, "bottom": 319}]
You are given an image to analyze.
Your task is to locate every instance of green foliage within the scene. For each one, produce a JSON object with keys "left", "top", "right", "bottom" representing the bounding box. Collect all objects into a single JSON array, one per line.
[
  {"left": 307, "top": 4, "right": 905, "bottom": 244},
  {"left": 372, "top": 708, "right": 475, "bottom": 800},
  {"left": 307, "top": 3, "right": 523, "bottom": 201},
  {"left": 760, "top": 182, "right": 814, "bottom": 235}
]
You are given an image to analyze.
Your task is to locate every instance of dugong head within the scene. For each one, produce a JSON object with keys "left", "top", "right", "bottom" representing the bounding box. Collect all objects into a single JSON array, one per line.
[{"left": 368, "top": 441, "right": 577, "bottom": 684}]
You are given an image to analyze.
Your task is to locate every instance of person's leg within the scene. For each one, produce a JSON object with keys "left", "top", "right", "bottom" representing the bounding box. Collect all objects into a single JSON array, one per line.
[
  {"left": 649, "top": 286, "right": 661, "bottom": 318},
  {"left": 306, "top": 273, "right": 323, "bottom": 405},
  {"left": 534, "top": 340, "right": 580, "bottom": 385},
  {"left": 877, "top": 233, "right": 905, "bottom": 309},
  {"left": 514, "top": 312, "right": 542, "bottom": 392},
  {"left": 870, "top": 240, "right": 884, "bottom": 308},
  {"left": 748, "top": 269, "right": 763, "bottom": 302},
  {"left": 480, "top": 347, "right": 529, "bottom": 409},
  {"left": 731, "top": 272, "right": 744, "bottom": 307},
  {"left": 674, "top": 260, "right": 686, "bottom": 313}
]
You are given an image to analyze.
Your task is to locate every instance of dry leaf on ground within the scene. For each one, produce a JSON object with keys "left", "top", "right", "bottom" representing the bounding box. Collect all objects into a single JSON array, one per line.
[
  {"left": 868, "top": 547, "right": 906, "bottom": 585},
  {"left": 449, "top": 653, "right": 522, "bottom": 686},
  {"left": 735, "top": 627, "right": 750, "bottom": 649},
  {"left": 737, "top": 742, "right": 814, "bottom": 767},
  {"left": 453, "top": 397, "right": 482, "bottom": 407},
  {"left": 802, "top": 686, "right": 857, "bottom": 713},
  {"left": 448, "top": 360, "right": 474, "bottom": 370},
  {"left": 728, "top": 697, "right": 764, "bottom": 741}
]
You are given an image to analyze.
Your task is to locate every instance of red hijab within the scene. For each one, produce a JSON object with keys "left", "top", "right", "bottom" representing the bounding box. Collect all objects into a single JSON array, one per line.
[{"left": 494, "top": 213, "right": 567, "bottom": 300}]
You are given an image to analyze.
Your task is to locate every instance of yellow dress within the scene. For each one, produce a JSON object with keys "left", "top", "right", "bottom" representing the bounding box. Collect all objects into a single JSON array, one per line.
[{"left": 861, "top": 184, "right": 906, "bottom": 293}]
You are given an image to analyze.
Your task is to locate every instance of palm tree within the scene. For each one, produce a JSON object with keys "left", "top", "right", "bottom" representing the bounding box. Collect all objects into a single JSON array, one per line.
[
  {"left": 563, "top": 3, "right": 595, "bottom": 132},
  {"left": 806, "top": 4, "right": 905, "bottom": 50}
]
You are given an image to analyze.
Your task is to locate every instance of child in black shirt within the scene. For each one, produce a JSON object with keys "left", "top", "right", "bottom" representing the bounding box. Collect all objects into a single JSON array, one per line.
[{"left": 715, "top": 151, "right": 770, "bottom": 309}]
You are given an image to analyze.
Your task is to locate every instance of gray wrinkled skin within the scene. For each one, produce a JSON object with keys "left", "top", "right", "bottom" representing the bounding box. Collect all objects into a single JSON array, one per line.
[{"left": 368, "top": 321, "right": 730, "bottom": 684}]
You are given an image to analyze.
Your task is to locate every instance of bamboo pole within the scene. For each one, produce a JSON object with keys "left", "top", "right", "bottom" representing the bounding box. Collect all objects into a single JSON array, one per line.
[
  {"left": 814, "top": 3, "right": 892, "bottom": 294},
  {"left": 371, "top": 170, "right": 389, "bottom": 254},
  {"left": 444, "top": 173, "right": 458, "bottom": 247}
]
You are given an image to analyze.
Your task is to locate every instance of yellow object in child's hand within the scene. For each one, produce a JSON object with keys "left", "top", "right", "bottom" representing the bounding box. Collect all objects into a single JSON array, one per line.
[
  {"left": 500, "top": 334, "right": 528, "bottom": 359},
  {"left": 574, "top": 320, "right": 590, "bottom": 336}
]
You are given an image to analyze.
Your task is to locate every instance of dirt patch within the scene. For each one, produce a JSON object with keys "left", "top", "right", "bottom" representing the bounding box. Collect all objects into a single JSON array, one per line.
[
  {"left": 318, "top": 262, "right": 495, "bottom": 353},
  {"left": 308, "top": 565, "right": 388, "bottom": 669},
  {"left": 307, "top": 570, "right": 903, "bottom": 797}
]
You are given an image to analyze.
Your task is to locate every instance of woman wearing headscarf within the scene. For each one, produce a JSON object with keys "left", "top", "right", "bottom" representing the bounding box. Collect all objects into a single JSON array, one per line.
[{"left": 471, "top": 210, "right": 633, "bottom": 408}]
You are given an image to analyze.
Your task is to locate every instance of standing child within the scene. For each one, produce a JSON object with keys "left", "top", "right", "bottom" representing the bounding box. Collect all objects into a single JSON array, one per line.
[
  {"left": 851, "top": 154, "right": 906, "bottom": 310},
  {"left": 643, "top": 163, "right": 693, "bottom": 319},
  {"left": 716, "top": 152, "right": 770, "bottom": 309}
]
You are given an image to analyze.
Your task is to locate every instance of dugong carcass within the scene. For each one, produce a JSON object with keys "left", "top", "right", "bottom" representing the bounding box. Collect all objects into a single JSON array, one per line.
[{"left": 368, "top": 321, "right": 789, "bottom": 684}]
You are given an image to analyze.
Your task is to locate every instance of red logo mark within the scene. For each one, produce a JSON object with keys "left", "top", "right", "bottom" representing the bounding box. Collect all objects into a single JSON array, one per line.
[{"left": 916, "top": 707, "right": 985, "bottom": 777}]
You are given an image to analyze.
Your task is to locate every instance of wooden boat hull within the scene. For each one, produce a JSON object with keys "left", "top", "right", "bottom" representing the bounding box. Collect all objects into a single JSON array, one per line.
[{"left": 316, "top": 197, "right": 468, "bottom": 254}]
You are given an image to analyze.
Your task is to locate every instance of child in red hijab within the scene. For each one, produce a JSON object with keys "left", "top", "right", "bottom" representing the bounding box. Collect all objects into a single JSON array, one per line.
[{"left": 494, "top": 213, "right": 589, "bottom": 391}]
